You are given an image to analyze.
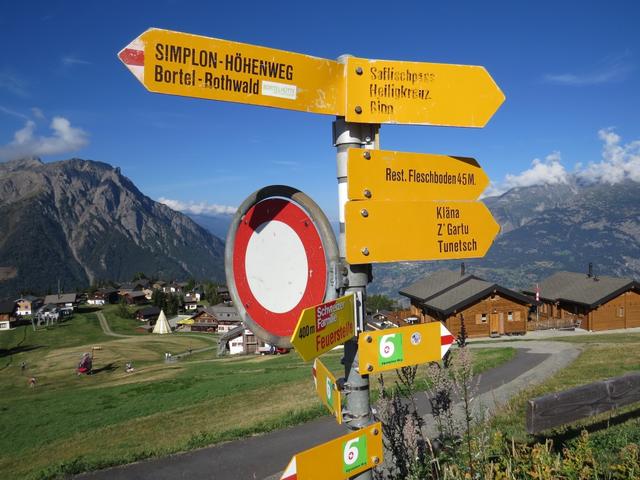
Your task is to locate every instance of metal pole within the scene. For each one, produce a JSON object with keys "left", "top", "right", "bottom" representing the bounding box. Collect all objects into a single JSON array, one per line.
[{"left": 333, "top": 114, "right": 379, "bottom": 479}]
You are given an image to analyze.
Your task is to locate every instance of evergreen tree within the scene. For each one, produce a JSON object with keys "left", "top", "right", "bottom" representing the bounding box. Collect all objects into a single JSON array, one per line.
[{"left": 367, "top": 294, "right": 398, "bottom": 312}]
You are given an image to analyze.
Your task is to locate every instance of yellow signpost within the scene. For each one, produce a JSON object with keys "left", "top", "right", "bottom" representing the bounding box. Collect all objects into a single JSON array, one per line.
[
  {"left": 280, "top": 422, "right": 383, "bottom": 480},
  {"left": 119, "top": 30, "right": 506, "bottom": 479},
  {"left": 345, "top": 199, "right": 500, "bottom": 264},
  {"left": 358, "top": 322, "right": 455, "bottom": 375},
  {"left": 345, "top": 56, "right": 505, "bottom": 126},
  {"left": 119, "top": 28, "right": 345, "bottom": 115},
  {"left": 291, "top": 294, "right": 356, "bottom": 362},
  {"left": 347, "top": 148, "right": 489, "bottom": 202},
  {"left": 313, "top": 358, "right": 342, "bottom": 424}
]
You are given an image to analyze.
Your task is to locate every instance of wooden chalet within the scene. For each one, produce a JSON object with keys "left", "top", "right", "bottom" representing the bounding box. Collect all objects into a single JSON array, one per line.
[
  {"left": 185, "top": 307, "right": 218, "bottom": 332},
  {"left": 0, "top": 300, "right": 17, "bottom": 330},
  {"left": 210, "top": 303, "right": 242, "bottom": 333},
  {"left": 525, "top": 268, "right": 640, "bottom": 331},
  {"left": 118, "top": 283, "right": 142, "bottom": 294},
  {"left": 122, "top": 290, "right": 148, "bottom": 305},
  {"left": 87, "top": 288, "right": 119, "bottom": 305},
  {"left": 183, "top": 293, "right": 199, "bottom": 311},
  {"left": 216, "top": 286, "right": 231, "bottom": 302},
  {"left": 15, "top": 295, "right": 42, "bottom": 316},
  {"left": 136, "top": 305, "right": 161, "bottom": 322},
  {"left": 181, "top": 303, "right": 242, "bottom": 333},
  {"left": 43, "top": 293, "right": 78, "bottom": 310},
  {"left": 399, "top": 267, "right": 533, "bottom": 338}
]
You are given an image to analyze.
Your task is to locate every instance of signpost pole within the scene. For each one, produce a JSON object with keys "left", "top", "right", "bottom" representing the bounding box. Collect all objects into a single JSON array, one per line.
[{"left": 333, "top": 113, "right": 378, "bottom": 479}]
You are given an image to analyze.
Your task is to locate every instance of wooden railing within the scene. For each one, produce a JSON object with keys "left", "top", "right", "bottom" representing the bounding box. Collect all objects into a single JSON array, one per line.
[
  {"left": 526, "top": 373, "right": 640, "bottom": 434},
  {"left": 527, "top": 317, "right": 577, "bottom": 331}
]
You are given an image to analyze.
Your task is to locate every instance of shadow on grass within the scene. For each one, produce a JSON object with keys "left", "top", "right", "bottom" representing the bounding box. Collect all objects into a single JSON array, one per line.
[
  {"left": 92, "top": 362, "right": 118, "bottom": 374},
  {"left": 532, "top": 405, "right": 640, "bottom": 449},
  {"left": 77, "top": 306, "right": 102, "bottom": 314},
  {"left": 0, "top": 344, "right": 43, "bottom": 359}
]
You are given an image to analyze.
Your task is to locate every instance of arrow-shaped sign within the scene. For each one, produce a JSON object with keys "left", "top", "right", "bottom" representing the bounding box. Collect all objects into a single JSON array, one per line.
[
  {"left": 358, "top": 322, "right": 455, "bottom": 374},
  {"left": 280, "top": 422, "right": 383, "bottom": 480},
  {"left": 345, "top": 199, "right": 500, "bottom": 264},
  {"left": 119, "top": 29, "right": 504, "bottom": 127},
  {"left": 313, "top": 358, "right": 342, "bottom": 424},
  {"left": 347, "top": 148, "right": 489, "bottom": 202},
  {"left": 119, "top": 28, "right": 344, "bottom": 116},
  {"left": 291, "top": 294, "right": 356, "bottom": 362},
  {"left": 345, "top": 56, "right": 505, "bottom": 127}
]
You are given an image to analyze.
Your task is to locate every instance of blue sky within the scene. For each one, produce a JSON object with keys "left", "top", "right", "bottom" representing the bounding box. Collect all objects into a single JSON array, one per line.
[{"left": 1, "top": 0, "right": 639, "bottom": 222}]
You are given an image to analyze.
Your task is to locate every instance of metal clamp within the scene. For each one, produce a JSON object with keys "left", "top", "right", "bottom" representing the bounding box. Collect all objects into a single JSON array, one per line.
[{"left": 341, "top": 409, "right": 374, "bottom": 430}]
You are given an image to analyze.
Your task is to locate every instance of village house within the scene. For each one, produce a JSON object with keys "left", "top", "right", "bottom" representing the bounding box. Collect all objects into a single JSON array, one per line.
[
  {"left": 209, "top": 303, "right": 242, "bottom": 333},
  {"left": 524, "top": 266, "right": 640, "bottom": 331},
  {"left": 43, "top": 293, "right": 78, "bottom": 311},
  {"left": 15, "top": 295, "right": 42, "bottom": 316},
  {"left": 118, "top": 282, "right": 142, "bottom": 294},
  {"left": 217, "top": 325, "right": 268, "bottom": 355},
  {"left": 216, "top": 286, "right": 231, "bottom": 302},
  {"left": 0, "top": 300, "right": 17, "bottom": 330},
  {"left": 179, "top": 303, "right": 242, "bottom": 333},
  {"left": 399, "top": 267, "right": 533, "bottom": 338},
  {"left": 135, "top": 305, "right": 161, "bottom": 323},
  {"left": 122, "top": 290, "right": 148, "bottom": 306},
  {"left": 183, "top": 293, "right": 199, "bottom": 311},
  {"left": 87, "top": 288, "right": 119, "bottom": 305}
]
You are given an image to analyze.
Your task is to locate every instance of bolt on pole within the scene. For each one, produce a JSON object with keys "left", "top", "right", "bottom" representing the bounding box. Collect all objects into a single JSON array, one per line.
[{"left": 333, "top": 111, "right": 379, "bottom": 479}]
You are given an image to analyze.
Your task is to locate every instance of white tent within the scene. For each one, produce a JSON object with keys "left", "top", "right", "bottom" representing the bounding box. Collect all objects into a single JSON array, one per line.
[{"left": 152, "top": 309, "right": 172, "bottom": 334}]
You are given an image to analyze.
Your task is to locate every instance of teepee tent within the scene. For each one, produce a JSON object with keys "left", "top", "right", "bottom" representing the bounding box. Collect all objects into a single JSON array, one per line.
[{"left": 152, "top": 309, "right": 171, "bottom": 334}]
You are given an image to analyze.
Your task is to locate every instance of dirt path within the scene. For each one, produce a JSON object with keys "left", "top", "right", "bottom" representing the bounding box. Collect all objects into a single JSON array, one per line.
[
  {"left": 95, "top": 311, "right": 218, "bottom": 356},
  {"left": 96, "top": 311, "right": 130, "bottom": 338}
]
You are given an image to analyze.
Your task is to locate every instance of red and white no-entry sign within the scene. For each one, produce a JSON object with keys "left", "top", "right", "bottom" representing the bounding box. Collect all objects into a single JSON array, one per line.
[{"left": 225, "top": 186, "right": 339, "bottom": 347}]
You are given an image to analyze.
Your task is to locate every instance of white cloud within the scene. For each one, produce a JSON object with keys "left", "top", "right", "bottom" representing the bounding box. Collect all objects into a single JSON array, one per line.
[
  {"left": 158, "top": 197, "right": 236, "bottom": 216},
  {"left": 0, "top": 105, "right": 29, "bottom": 120},
  {"left": 543, "top": 52, "right": 633, "bottom": 86},
  {"left": 61, "top": 55, "right": 91, "bottom": 67},
  {"left": 577, "top": 128, "right": 640, "bottom": 183},
  {"left": 31, "top": 107, "right": 45, "bottom": 120},
  {"left": 0, "top": 69, "right": 28, "bottom": 97},
  {"left": 0, "top": 116, "right": 89, "bottom": 161},
  {"left": 486, "top": 129, "right": 640, "bottom": 197},
  {"left": 484, "top": 152, "right": 569, "bottom": 196}
]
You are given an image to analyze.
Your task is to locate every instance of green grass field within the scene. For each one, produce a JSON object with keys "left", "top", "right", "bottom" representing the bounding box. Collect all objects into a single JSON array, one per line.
[
  {"left": 489, "top": 332, "right": 640, "bottom": 470},
  {"left": 0, "top": 310, "right": 515, "bottom": 480}
]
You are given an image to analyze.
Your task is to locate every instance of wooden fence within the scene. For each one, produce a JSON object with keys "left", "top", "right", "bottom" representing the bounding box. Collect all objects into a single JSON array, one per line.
[{"left": 526, "top": 372, "right": 640, "bottom": 434}]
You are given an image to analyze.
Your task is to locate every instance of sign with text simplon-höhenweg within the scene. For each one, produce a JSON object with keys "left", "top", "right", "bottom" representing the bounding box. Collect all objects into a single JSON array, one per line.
[
  {"left": 120, "top": 29, "right": 504, "bottom": 127},
  {"left": 119, "top": 28, "right": 344, "bottom": 115},
  {"left": 291, "top": 294, "right": 356, "bottom": 362}
]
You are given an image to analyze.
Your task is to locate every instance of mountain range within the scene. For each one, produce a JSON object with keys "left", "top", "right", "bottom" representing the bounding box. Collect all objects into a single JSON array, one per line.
[
  {"left": 369, "top": 178, "right": 640, "bottom": 299},
  {"left": 0, "top": 158, "right": 225, "bottom": 299},
  {"left": 2, "top": 157, "right": 639, "bottom": 302}
]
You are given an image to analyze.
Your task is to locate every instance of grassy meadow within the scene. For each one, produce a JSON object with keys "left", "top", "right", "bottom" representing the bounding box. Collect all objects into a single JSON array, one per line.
[
  {"left": 0, "top": 307, "right": 515, "bottom": 479},
  {"left": 488, "top": 332, "right": 640, "bottom": 471}
]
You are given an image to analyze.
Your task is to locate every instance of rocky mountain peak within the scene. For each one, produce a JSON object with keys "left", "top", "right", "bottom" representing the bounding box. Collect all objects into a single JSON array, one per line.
[{"left": 0, "top": 158, "right": 225, "bottom": 297}]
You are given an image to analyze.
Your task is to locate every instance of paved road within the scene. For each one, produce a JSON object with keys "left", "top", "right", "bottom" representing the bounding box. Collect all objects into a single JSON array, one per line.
[{"left": 76, "top": 341, "right": 580, "bottom": 480}]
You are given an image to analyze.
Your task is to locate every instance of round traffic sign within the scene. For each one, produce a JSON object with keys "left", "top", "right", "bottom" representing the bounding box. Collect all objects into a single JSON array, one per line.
[{"left": 225, "top": 185, "right": 339, "bottom": 347}]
